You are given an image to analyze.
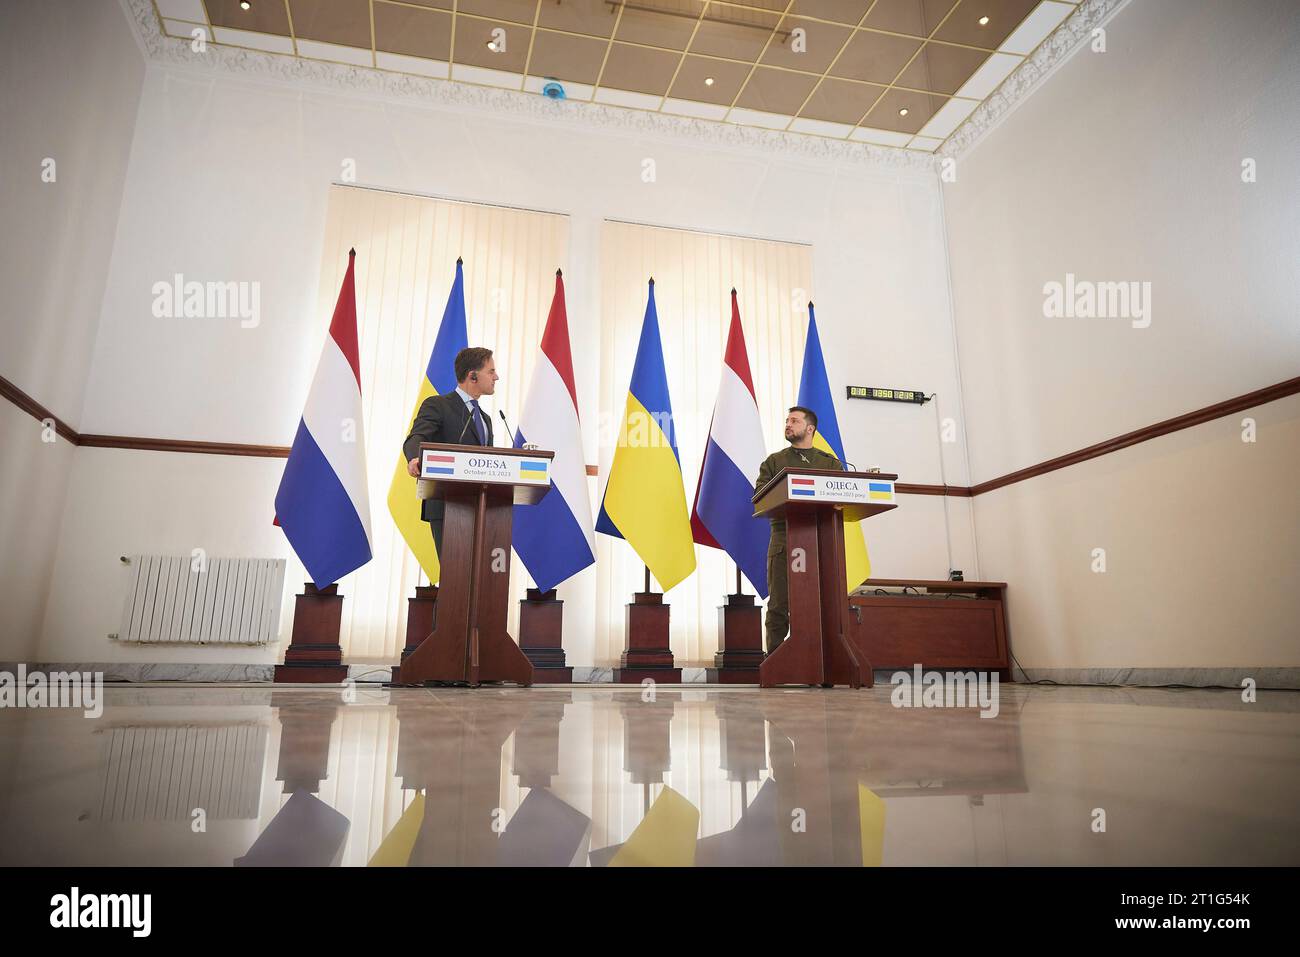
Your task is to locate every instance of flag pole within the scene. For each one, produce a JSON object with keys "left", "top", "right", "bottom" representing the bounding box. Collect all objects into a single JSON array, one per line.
[
  {"left": 644, "top": 564, "right": 651, "bottom": 595},
  {"left": 735, "top": 564, "right": 742, "bottom": 596}
]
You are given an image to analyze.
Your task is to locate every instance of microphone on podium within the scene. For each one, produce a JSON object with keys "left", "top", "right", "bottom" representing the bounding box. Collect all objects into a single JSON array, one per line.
[{"left": 499, "top": 409, "right": 513, "bottom": 448}]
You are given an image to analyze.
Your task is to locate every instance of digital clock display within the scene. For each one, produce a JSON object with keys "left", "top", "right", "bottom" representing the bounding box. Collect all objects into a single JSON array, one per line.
[{"left": 846, "top": 386, "right": 927, "bottom": 404}]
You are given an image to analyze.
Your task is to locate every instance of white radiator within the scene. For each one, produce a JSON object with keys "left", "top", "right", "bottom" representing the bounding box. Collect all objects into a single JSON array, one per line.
[
  {"left": 117, "top": 555, "right": 286, "bottom": 645},
  {"left": 96, "top": 724, "right": 268, "bottom": 821}
]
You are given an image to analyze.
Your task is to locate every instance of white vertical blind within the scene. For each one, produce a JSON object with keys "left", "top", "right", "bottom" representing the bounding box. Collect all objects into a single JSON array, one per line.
[
  {"left": 595, "top": 221, "right": 813, "bottom": 666},
  {"left": 307, "top": 185, "right": 569, "bottom": 661}
]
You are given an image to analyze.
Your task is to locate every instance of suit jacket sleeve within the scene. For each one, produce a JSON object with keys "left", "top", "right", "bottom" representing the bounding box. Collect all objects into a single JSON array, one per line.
[{"left": 402, "top": 396, "right": 443, "bottom": 462}]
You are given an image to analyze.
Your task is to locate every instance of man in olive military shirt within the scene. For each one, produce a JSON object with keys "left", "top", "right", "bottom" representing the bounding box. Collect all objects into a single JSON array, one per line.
[{"left": 754, "top": 406, "right": 842, "bottom": 654}]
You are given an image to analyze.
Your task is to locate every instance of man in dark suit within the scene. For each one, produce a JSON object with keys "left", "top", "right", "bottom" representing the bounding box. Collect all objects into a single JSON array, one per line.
[{"left": 402, "top": 346, "right": 499, "bottom": 555}]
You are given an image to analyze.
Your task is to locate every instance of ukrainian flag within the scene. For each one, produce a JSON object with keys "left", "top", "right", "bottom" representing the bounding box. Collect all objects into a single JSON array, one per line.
[
  {"left": 386, "top": 259, "right": 469, "bottom": 584},
  {"left": 798, "top": 303, "right": 872, "bottom": 591},
  {"left": 595, "top": 279, "right": 697, "bottom": 591}
]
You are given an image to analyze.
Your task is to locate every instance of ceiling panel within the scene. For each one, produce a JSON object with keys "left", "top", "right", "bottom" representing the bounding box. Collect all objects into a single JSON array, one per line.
[
  {"left": 761, "top": 17, "right": 853, "bottom": 73},
  {"left": 455, "top": 17, "right": 531, "bottom": 71},
  {"left": 798, "top": 76, "right": 887, "bottom": 123},
  {"left": 615, "top": 2, "right": 707, "bottom": 50},
  {"left": 667, "top": 54, "right": 754, "bottom": 105},
  {"left": 537, "top": 0, "right": 618, "bottom": 38},
  {"left": 457, "top": 0, "right": 540, "bottom": 27},
  {"left": 861, "top": 0, "right": 959, "bottom": 38},
  {"left": 735, "top": 66, "right": 820, "bottom": 114},
  {"left": 932, "top": 0, "right": 1042, "bottom": 48},
  {"left": 688, "top": 9, "right": 782, "bottom": 61},
  {"left": 830, "top": 29, "right": 922, "bottom": 83},
  {"left": 204, "top": 0, "right": 291, "bottom": 35},
  {"left": 784, "top": 0, "right": 873, "bottom": 25},
  {"left": 527, "top": 30, "right": 612, "bottom": 84},
  {"left": 374, "top": 3, "right": 452, "bottom": 60},
  {"left": 598, "top": 42, "right": 682, "bottom": 95},
  {"left": 862, "top": 86, "right": 948, "bottom": 132},
  {"left": 287, "top": 0, "right": 371, "bottom": 48},
  {"left": 895, "top": 40, "right": 989, "bottom": 94}
]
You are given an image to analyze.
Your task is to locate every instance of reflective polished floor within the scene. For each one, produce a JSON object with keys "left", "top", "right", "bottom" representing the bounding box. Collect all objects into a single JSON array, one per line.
[{"left": 0, "top": 684, "right": 1297, "bottom": 866}]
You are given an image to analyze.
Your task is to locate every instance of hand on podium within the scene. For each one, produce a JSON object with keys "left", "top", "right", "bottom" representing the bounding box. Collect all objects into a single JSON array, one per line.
[{"left": 407, "top": 457, "right": 420, "bottom": 477}]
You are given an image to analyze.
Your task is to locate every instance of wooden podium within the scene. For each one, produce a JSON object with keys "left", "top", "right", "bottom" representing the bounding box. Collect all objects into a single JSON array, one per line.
[
  {"left": 395, "top": 443, "right": 552, "bottom": 687},
  {"left": 752, "top": 468, "right": 899, "bottom": 689}
]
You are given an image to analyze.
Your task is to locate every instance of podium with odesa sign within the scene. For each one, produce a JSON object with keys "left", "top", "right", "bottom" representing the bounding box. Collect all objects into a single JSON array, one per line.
[
  {"left": 752, "top": 468, "right": 899, "bottom": 689},
  {"left": 395, "top": 443, "right": 553, "bottom": 687}
]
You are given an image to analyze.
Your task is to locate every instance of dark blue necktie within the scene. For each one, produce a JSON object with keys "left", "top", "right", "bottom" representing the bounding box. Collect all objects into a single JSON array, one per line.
[{"left": 469, "top": 398, "right": 486, "bottom": 444}]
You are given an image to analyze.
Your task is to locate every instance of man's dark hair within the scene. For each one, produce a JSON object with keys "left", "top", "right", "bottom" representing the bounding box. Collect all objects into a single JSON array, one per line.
[
  {"left": 455, "top": 347, "right": 493, "bottom": 383},
  {"left": 789, "top": 405, "right": 818, "bottom": 430}
]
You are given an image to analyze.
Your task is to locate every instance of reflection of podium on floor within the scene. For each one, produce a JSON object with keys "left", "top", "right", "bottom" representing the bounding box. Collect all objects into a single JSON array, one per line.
[
  {"left": 696, "top": 699, "right": 780, "bottom": 866},
  {"left": 753, "top": 468, "right": 899, "bottom": 688},
  {"left": 397, "top": 443, "right": 553, "bottom": 687},
  {"left": 236, "top": 696, "right": 349, "bottom": 866},
  {"left": 759, "top": 694, "right": 886, "bottom": 866},
  {"left": 589, "top": 699, "right": 700, "bottom": 867},
  {"left": 511, "top": 694, "right": 572, "bottom": 791},
  {"left": 391, "top": 692, "right": 531, "bottom": 865}
]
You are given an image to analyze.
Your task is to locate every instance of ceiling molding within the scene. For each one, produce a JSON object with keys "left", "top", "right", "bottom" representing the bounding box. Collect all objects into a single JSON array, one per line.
[
  {"left": 119, "top": 0, "right": 941, "bottom": 176},
  {"left": 939, "top": 0, "right": 1130, "bottom": 159}
]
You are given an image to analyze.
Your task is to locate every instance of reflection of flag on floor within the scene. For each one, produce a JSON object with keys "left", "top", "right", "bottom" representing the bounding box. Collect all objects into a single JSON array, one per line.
[
  {"left": 607, "top": 787, "right": 699, "bottom": 867},
  {"left": 595, "top": 280, "right": 697, "bottom": 592},
  {"left": 274, "top": 249, "right": 373, "bottom": 588},
  {"left": 512, "top": 270, "right": 596, "bottom": 592},
  {"left": 690, "top": 290, "right": 769, "bottom": 597},
  {"left": 386, "top": 259, "right": 468, "bottom": 584},
  {"left": 858, "top": 783, "right": 885, "bottom": 866},
  {"left": 235, "top": 791, "right": 351, "bottom": 867},
  {"left": 368, "top": 793, "right": 425, "bottom": 867},
  {"left": 798, "top": 304, "right": 871, "bottom": 591}
]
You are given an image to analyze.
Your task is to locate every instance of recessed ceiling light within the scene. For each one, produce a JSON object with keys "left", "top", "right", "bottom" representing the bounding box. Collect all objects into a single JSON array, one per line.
[
  {"left": 978, "top": 15, "right": 990, "bottom": 25},
  {"left": 704, "top": 76, "right": 715, "bottom": 86},
  {"left": 899, "top": 108, "right": 909, "bottom": 116}
]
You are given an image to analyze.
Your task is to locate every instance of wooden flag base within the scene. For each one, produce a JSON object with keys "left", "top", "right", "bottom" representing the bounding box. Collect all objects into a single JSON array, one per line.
[
  {"left": 706, "top": 592, "right": 764, "bottom": 684},
  {"left": 614, "top": 591, "right": 681, "bottom": 684},
  {"left": 274, "top": 583, "right": 348, "bottom": 684},
  {"left": 519, "top": 588, "right": 573, "bottom": 683},
  {"left": 401, "top": 585, "right": 439, "bottom": 661}
]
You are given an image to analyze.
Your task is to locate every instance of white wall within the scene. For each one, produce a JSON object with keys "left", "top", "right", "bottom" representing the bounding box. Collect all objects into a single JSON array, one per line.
[
  {"left": 943, "top": 0, "right": 1300, "bottom": 675},
  {"left": 0, "top": 0, "right": 145, "bottom": 660},
  {"left": 36, "top": 57, "right": 973, "bottom": 666}
]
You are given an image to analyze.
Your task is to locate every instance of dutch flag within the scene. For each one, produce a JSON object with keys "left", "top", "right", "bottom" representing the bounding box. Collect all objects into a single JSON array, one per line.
[
  {"left": 690, "top": 290, "right": 770, "bottom": 597},
  {"left": 511, "top": 270, "right": 597, "bottom": 592},
  {"left": 274, "top": 249, "right": 373, "bottom": 588}
]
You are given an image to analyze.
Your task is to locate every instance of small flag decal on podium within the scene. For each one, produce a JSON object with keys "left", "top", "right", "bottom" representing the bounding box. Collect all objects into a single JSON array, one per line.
[
  {"left": 868, "top": 482, "right": 892, "bottom": 500},
  {"left": 424, "top": 454, "right": 456, "bottom": 476},
  {"left": 519, "top": 460, "right": 549, "bottom": 480}
]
